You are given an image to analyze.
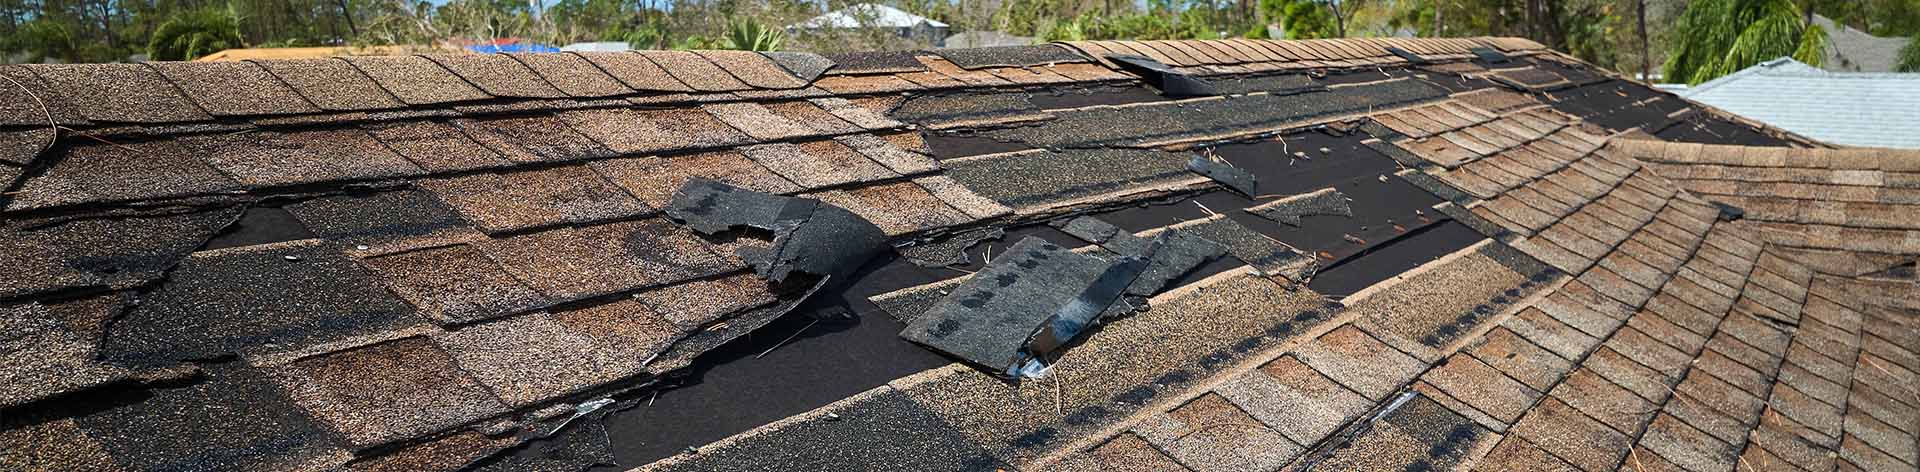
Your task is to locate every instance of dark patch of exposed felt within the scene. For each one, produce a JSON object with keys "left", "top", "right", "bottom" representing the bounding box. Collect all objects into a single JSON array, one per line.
[
  {"left": 819, "top": 51, "right": 928, "bottom": 74},
  {"left": 201, "top": 206, "right": 317, "bottom": 250},
  {"left": 99, "top": 239, "right": 422, "bottom": 367}
]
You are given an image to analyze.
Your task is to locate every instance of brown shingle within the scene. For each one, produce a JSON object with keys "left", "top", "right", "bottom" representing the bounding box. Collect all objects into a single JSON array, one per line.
[
  {"left": 432, "top": 313, "right": 649, "bottom": 406},
  {"left": 506, "top": 52, "right": 634, "bottom": 97},
  {"left": 743, "top": 141, "right": 898, "bottom": 189},
  {"left": 455, "top": 114, "right": 615, "bottom": 163},
  {"left": 1469, "top": 327, "right": 1573, "bottom": 391},
  {"left": 548, "top": 297, "right": 683, "bottom": 360},
  {"left": 9, "top": 138, "right": 240, "bottom": 210},
  {"left": 808, "top": 181, "right": 973, "bottom": 236},
  {"left": 188, "top": 128, "right": 424, "bottom": 188},
  {"left": 0, "top": 65, "right": 88, "bottom": 125},
  {"left": 1137, "top": 393, "right": 1302, "bottom": 471},
  {"left": 480, "top": 219, "right": 734, "bottom": 301},
  {"left": 365, "top": 120, "right": 510, "bottom": 173},
  {"left": 1295, "top": 324, "right": 1426, "bottom": 401},
  {"left": 274, "top": 336, "right": 508, "bottom": 449},
  {"left": 761, "top": 100, "right": 863, "bottom": 135},
  {"left": 360, "top": 244, "right": 549, "bottom": 325},
  {"left": 592, "top": 151, "right": 801, "bottom": 208},
  {"left": 1550, "top": 368, "right": 1655, "bottom": 435},
  {"left": 423, "top": 54, "right": 564, "bottom": 98},
  {"left": 254, "top": 58, "right": 404, "bottom": 111},
  {"left": 913, "top": 175, "right": 1013, "bottom": 220},
  {"left": 694, "top": 50, "right": 806, "bottom": 89},
  {"left": 148, "top": 61, "right": 318, "bottom": 116},
  {"left": 632, "top": 107, "right": 755, "bottom": 149},
  {"left": 836, "top": 133, "right": 939, "bottom": 175},
  {"left": 1638, "top": 413, "right": 1740, "bottom": 472},
  {"left": 572, "top": 52, "right": 692, "bottom": 92},
  {"left": 341, "top": 56, "right": 491, "bottom": 105},
  {"left": 29, "top": 63, "right": 211, "bottom": 123},
  {"left": 1217, "top": 355, "right": 1372, "bottom": 445},
  {"left": 704, "top": 102, "right": 819, "bottom": 141},
  {"left": 638, "top": 50, "right": 751, "bottom": 92},
  {"left": 1509, "top": 397, "right": 1631, "bottom": 471},
  {"left": 1421, "top": 353, "right": 1541, "bottom": 423},
  {"left": 418, "top": 165, "right": 652, "bottom": 234},
  {"left": 630, "top": 273, "right": 778, "bottom": 330}
]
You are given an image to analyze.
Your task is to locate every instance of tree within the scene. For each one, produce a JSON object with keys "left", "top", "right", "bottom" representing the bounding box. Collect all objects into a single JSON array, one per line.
[
  {"left": 1664, "top": 0, "right": 1828, "bottom": 84},
  {"left": 721, "top": 16, "right": 781, "bottom": 51},
  {"left": 1898, "top": 37, "right": 1920, "bottom": 72},
  {"left": 148, "top": 8, "right": 245, "bottom": 61}
]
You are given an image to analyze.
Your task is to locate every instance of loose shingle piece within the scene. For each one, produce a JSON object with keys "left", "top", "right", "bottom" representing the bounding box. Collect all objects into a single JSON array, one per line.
[
  {"left": 899, "top": 236, "right": 1147, "bottom": 377},
  {"left": 1245, "top": 187, "right": 1354, "bottom": 226},
  {"left": 664, "top": 178, "right": 889, "bottom": 283}
]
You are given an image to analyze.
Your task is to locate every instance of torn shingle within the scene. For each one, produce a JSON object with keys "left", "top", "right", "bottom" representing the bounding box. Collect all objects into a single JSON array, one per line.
[
  {"left": 0, "top": 207, "right": 240, "bottom": 300},
  {"left": 99, "top": 240, "right": 422, "bottom": 367},
  {"left": 283, "top": 189, "right": 486, "bottom": 256},
  {"left": 418, "top": 165, "right": 652, "bottom": 234},
  {"left": 943, "top": 148, "right": 1196, "bottom": 211},
  {"left": 1175, "top": 215, "right": 1317, "bottom": 282},
  {"left": 147, "top": 61, "right": 319, "bottom": 116},
  {"left": 899, "top": 227, "right": 1006, "bottom": 268},
  {"left": 273, "top": 336, "right": 507, "bottom": 449},
  {"left": 899, "top": 236, "right": 1148, "bottom": 377},
  {"left": 75, "top": 363, "right": 349, "bottom": 470},
  {"left": 665, "top": 178, "right": 888, "bottom": 284},
  {"left": 28, "top": 63, "right": 212, "bottom": 123},
  {"left": 0, "top": 303, "right": 132, "bottom": 408},
  {"left": 1245, "top": 188, "right": 1354, "bottom": 226},
  {"left": 1187, "top": 154, "right": 1259, "bottom": 196},
  {"left": 762, "top": 51, "right": 836, "bottom": 82}
]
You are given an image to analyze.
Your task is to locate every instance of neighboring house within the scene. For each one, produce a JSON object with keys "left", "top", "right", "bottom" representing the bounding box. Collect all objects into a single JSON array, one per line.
[
  {"left": 1815, "top": 14, "right": 1910, "bottom": 73},
  {"left": 791, "top": 3, "right": 950, "bottom": 47},
  {"left": 5, "top": 38, "right": 1917, "bottom": 472},
  {"left": 1681, "top": 57, "right": 1920, "bottom": 149}
]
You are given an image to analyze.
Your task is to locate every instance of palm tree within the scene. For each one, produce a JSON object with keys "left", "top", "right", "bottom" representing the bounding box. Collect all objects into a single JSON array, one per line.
[
  {"left": 148, "top": 8, "right": 246, "bottom": 61},
  {"left": 1664, "top": 0, "right": 1829, "bottom": 84},
  {"left": 721, "top": 17, "right": 782, "bottom": 52}
]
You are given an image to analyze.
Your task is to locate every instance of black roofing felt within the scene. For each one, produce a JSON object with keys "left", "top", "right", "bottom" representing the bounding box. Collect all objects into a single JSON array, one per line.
[
  {"left": 983, "top": 79, "right": 1447, "bottom": 148},
  {"left": 1022, "top": 83, "right": 1170, "bottom": 110},
  {"left": 1197, "top": 73, "right": 1322, "bottom": 96},
  {"left": 201, "top": 206, "right": 317, "bottom": 250},
  {"left": 931, "top": 45, "right": 1090, "bottom": 70}
]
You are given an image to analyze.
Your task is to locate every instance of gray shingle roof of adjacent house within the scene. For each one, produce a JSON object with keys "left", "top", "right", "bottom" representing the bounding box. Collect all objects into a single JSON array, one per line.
[
  {"left": 1680, "top": 57, "right": 1920, "bottom": 149},
  {"left": 1, "top": 37, "right": 1915, "bottom": 472}
]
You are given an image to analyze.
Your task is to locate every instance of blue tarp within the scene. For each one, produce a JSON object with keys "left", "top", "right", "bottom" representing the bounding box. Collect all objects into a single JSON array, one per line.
[{"left": 466, "top": 43, "right": 561, "bottom": 53}]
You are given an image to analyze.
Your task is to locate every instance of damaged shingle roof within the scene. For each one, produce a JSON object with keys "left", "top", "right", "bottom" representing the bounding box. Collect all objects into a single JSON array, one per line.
[{"left": 2, "top": 39, "right": 1915, "bottom": 472}]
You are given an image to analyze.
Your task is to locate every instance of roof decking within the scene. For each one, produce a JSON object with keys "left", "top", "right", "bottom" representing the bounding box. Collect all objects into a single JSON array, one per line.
[{"left": 1, "top": 37, "right": 1914, "bottom": 472}]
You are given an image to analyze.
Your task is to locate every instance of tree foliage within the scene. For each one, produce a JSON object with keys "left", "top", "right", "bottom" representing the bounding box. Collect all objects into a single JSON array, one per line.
[
  {"left": 148, "top": 7, "right": 243, "bottom": 60},
  {"left": 1664, "top": 0, "right": 1828, "bottom": 84},
  {"left": 1898, "top": 37, "right": 1920, "bottom": 72}
]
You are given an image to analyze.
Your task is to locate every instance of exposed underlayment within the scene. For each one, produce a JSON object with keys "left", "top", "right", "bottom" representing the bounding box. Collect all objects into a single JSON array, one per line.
[{"left": 3, "top": 37, "right": 1914, "bottom": 472}]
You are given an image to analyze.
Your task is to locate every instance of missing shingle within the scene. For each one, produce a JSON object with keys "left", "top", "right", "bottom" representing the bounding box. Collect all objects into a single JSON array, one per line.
[
  {"left": 664, "top": 178, "right": 888, "bottom": 286},
  {"left": 201, "top": 205, "right": 318, "bottom": 250},
  {"left": 1469, "top": 47, "right": 1511, "bottom": 64},
  {"left": 897, "top": 227, "right": 1005, "bottom": 268},
  {"left": 1104, "top": 54, "right": 1218, "bottom": 98},
  {"left": 1386, "top": 47, "right": 1429, "bottom": 65}
]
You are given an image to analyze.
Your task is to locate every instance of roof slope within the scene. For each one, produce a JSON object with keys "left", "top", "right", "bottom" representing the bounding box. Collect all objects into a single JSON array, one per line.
[
  {"left": 1, "top": 37, "right": 1914, "bottom": 472},
  {"left": 1681, "top": 58, "right": 1920, "bottom": 149}
]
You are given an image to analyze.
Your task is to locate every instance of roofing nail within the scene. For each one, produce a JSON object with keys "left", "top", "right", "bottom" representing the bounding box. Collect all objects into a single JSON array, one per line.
[{"left": 283, "top": 255, "right": 302, "bottom": 262}]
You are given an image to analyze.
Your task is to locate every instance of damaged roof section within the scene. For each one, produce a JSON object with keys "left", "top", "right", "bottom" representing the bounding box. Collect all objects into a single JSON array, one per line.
[{"left": 11, "top": 35, "right": 1898, "bottom": 472}]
